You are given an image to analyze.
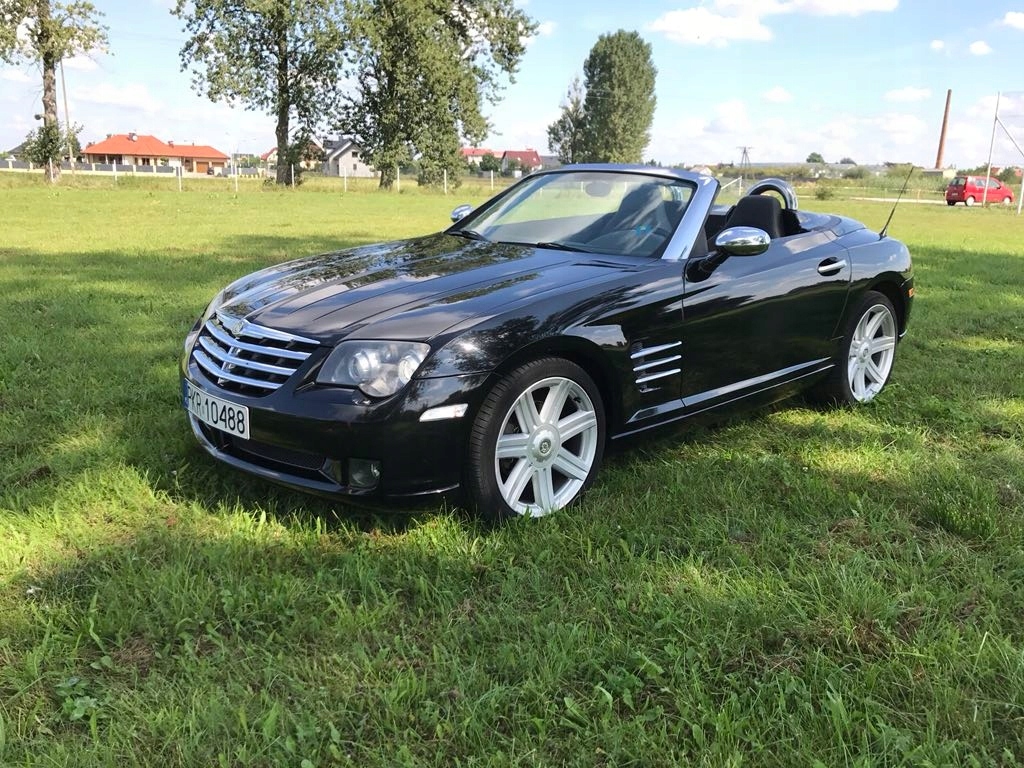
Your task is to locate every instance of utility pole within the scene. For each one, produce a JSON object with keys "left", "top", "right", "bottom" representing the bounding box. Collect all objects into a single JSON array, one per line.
[
  {"left": 59, "top": 58, "right": 74, "bottom": 173},
  {"left": 738, "top": 146, "right": 752, "bottom": 195}
]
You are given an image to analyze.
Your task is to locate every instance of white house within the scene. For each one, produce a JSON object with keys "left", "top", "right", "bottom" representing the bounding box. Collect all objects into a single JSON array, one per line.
[{"left": 322, "top": 138, "right": 375, "bottom": 178}]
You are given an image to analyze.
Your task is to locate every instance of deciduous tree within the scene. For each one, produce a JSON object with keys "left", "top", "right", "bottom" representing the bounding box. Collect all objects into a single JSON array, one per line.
[
  {"left": 578, "top": 30, "right": 656, "bottom": 164},
  {"left": 337, "top": 0, "right": 534, "bottom": 189},
  {"left": 547, "top": 75, "right": 585, "bottom": 164},
  {"left": 806, "top": 152, "right": 825, "bottom": 164},
  {"left": 0, "top": 0, "right": 106, "bottom": 182},
  {"left": 172, "top": 0, "right": 347, "bottom": 185}
]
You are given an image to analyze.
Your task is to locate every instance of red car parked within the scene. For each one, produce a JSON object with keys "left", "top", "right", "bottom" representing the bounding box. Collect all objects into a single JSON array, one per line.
[{"left": 945, "top": 175, "right": 1015, "bottom": 206}]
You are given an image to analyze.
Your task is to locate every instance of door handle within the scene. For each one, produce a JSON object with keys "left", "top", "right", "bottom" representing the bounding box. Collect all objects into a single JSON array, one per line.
[{"left": 817, "top": 258, "right": 848, "bottom": 276}]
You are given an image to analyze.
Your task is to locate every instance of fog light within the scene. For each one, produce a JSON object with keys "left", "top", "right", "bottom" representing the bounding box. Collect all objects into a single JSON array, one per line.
[{"left": 348, "top": 458, "right": 381, "bottom": 489}]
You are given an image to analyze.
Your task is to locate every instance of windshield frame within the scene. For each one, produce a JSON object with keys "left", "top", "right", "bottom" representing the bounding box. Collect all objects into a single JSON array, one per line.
[{"left": 447, "top": 165, "right": 720, "bottom": 262}]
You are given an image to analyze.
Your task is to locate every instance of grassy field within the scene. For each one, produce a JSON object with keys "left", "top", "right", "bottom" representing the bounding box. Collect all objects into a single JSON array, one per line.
[{"left": 1, "top": 175, "right": 1022, "bottom": 766}]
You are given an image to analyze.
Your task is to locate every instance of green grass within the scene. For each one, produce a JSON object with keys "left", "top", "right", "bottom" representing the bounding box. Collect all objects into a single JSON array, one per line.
[{"left": 1, "top": 176, "right": 1023, "bottom": 766}]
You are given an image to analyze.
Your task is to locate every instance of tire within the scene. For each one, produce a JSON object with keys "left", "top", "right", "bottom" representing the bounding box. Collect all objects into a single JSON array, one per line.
[
  {"left": 965, "top": 196, "right": 975, "bottom": 207},
  {"left": 813, "top": 291, "right": 898, "bottom": 405},
  {"left": 466, "top": 357, "right": 605, "bottom": 521},
  {"left": 946, "top": 200, "right": 955, "bottom": 206},
  {"left": 1003, "top": 196, "right": 1012, "bottom": 205}
]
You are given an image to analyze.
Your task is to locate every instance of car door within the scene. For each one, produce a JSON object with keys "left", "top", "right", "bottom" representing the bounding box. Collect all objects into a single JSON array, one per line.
[{"left": 679, "top": 231, "right": 852, "bottom": 410}]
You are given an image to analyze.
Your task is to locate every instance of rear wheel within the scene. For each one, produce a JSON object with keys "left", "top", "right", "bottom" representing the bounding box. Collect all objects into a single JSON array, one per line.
[
  {"left": 965, "top": 195, "right": 975, "bottom": 207},
  {"left": 466, "top": 358, "right": 605, "bottom": 521},
  {"left": 946, "top": 200, "right": 956, "bottom": 206},
  {"left": 813, "top": 291, "right": 898, "bottom": 405}
]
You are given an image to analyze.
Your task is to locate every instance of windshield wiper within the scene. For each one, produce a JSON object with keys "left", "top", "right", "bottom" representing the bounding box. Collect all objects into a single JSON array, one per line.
[
  {"left": 449, "top": 229, "right": 489, "bottom": 242},
  {"left": 535, "top": 240, "right": 588, "bottom": 253}
]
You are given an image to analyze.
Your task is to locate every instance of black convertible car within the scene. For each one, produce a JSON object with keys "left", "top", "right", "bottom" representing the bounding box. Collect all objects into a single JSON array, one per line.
[{"left": 181, "top": 165, "right": 913, "bottom": 520}]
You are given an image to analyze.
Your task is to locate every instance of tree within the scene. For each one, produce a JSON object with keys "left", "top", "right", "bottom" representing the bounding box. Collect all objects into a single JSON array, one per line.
[
  {"left": 173, "top": 0, "right": 347, "bottom": 186},
  {"left": 338, "top": 0, "right": 534, "bottom": 189},
  {"left": 547, "top": 75, "right": 586, "bottom": 164},
  {"left": 1, "top": 0, "right": 106, "bottom": 182},
  {"left": 839, "top": 156, "right": 856, "bottom": 165},
  {"left": 478, "top": 152, "right": 501, "bottom": 173},
  {"left": 577, "top": 30, "right": 656, "bottom": 163},
  {"left": 21, "top": 120, "right": 80, "bottom": 166},
  {"left": 806, "top": 152, "right": 825, "bottom": 164}
]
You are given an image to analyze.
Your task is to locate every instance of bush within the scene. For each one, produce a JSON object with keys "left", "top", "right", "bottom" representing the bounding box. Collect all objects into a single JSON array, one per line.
[{"left": 814, "top": 182, "right": 836, "bottom": 200}]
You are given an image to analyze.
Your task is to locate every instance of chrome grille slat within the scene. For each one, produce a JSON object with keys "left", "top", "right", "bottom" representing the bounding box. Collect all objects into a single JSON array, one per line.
[
  {"left": 192, "top": 314, "right": 320, "bottom": 396},
  {"left": 193, "top": 349, "right": 281, "bottom": 390},
  {"left": 205, "top": 320, "right": 310, "bottom": 361},
  {"left": 197, "top": 336, "right": 299, "bottom": 376}
]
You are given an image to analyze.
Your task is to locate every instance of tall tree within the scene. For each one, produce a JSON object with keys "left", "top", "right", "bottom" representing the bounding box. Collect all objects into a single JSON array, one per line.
[
  {"left": 0, "top": 0, "right": 106, "bottom": 182},
  {"left": 547, "top": 75, "right": 586, "bottom": 164},
  {"left": 578, "top": 30, "right": 656, "bottom": 164},
  {"left": 172, "top": 0, "right": 348, "bottom": 185},
  {"left": 338, "top": 0, "right": 534, "bottom": 189}
]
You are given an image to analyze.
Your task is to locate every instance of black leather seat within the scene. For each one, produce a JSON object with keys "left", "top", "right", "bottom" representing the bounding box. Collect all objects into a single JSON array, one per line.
[
  {"left": 721, "top": 194, "right": 785, "bottom": 239},
  {"left": 601, "top": 184, "right": 672, "bottom": 235}
]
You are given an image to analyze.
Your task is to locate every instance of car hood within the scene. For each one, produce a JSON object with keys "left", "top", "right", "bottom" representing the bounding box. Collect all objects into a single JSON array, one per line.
[{"left": 215, "top": 233, "right": 638, "bottom": 344}]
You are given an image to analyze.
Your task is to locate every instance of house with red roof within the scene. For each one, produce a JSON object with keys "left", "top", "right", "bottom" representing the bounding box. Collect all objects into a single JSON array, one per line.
[
  {"left": 82, "top": 133, "right": 229, "bottom": 174},
  {"left": 461, "top": 147, "right": 497, "bottom": 166},
  {"left": 501, "top": 149, "right": 542, "bottom": 174}
]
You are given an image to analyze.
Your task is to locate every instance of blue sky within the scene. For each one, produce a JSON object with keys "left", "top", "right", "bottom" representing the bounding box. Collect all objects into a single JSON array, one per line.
[{"left": 4, "top": 0, "right": 1024, "bottom": 168}]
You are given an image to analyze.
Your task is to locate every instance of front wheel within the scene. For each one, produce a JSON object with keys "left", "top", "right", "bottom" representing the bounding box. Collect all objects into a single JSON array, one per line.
[
  {"left": 466, "top": 358, "right": 605, "bottom": 521},
  {"left": 1003, "top": 196, "right": 1012, "bottom": 205},
  {"left": 813, "top": 291, "right": 898, "bottom": 405}
]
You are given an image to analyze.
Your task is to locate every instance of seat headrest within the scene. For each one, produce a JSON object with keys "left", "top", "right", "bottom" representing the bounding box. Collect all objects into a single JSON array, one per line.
[{"left": 724, "top": 194, "right": 784, "bottom": 239}]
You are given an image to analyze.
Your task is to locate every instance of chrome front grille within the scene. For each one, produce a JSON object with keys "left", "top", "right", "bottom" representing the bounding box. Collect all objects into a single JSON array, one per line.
[
  {"left": 631, "top": 341, "right": 682, "bottom": 386},
  {"left": 192, "top": 311, "right": 319, "bottom": 395}
]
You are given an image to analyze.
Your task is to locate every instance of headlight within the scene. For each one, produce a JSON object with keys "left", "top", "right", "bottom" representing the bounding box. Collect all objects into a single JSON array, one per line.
[{"left": 317, "top": 341, "right": 430, "bottom": 397}]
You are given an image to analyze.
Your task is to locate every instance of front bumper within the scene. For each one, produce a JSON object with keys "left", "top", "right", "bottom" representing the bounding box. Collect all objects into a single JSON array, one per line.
[{"left": 181, "top": 353, "right": 490, "bottom": 506}]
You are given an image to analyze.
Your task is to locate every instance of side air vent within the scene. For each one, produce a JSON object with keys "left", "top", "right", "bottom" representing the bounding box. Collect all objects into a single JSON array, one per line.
[{"left": 631, "top": 341, "right": 682, "bottom": 386}]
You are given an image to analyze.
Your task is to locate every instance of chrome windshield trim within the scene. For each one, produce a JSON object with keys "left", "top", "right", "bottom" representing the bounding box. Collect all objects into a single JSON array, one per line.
[
  {"left": 205, "top": 320, "right": 312, "bottom": 361},
  {"left": 661, "top": 174, "right": 720, "bottom": 262},
  {"left": 197, "top": 336, "right": 299, "bottom": 377},
  {"left": 193, "top": 349, "right": 280, "bottom": 390}
]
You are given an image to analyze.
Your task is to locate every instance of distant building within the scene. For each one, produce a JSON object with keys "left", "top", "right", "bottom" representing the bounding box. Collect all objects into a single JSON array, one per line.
[
  {"left": 461, "top": 147, "right": 497, "bottom": 166},
  {"left": 322, "top": 138, "right": 375, "bottom": 178},
  {"left": 502, "top": 149, "right": 542, "bottom": 173},
  {"left": 82, "top": 133, "right": 229, "bottom": 174}
]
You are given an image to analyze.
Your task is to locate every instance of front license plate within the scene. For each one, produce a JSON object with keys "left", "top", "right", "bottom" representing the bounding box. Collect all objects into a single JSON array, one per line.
[{"left": 183, "top": 381, "right": 250, "bottom": 440}]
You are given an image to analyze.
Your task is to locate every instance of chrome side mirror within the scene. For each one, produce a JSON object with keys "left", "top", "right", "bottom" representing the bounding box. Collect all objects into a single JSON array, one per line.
[
  {"left": 450, "top": 204, "right": 473, "bottom": 223},
  {"left": 715, "top": 226, "right": 771, "bottom": 256}
]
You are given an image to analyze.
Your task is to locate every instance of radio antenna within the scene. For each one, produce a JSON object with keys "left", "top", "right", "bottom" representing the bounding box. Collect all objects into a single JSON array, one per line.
[{"left": 879, "top": 164, "right": 915, "bottom": 239}]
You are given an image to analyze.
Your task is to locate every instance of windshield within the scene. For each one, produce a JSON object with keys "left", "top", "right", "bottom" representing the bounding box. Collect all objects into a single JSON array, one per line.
[{"left": 453, "top": 171, "right": 695, "bottom": 258}]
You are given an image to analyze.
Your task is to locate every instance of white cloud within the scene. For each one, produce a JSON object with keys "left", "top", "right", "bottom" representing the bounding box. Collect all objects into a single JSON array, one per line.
[
  {"left": 781, "top": 0, "right": 897, "bottom": 14},
  {"left": 1003, "top": 11, "right": 1024, "bottom": 30},
  {"left": 649, "top": 8, "right": 772, "bottom": 46},
  {"left": 930, "top": 39, "right": 945, "bottom": 51},
  {"left": 1, "top": 68, "right": 32, "bottom": 83},
  {"left": 63, "top": 55, "right": 100, "bottom": 72},
  {"left": 535, "top": 20, "right": 555, "bottom": 36},
  {"left": 762, "top": 86, "right": 793, "bottom": 103},
  {"left": 885, "top": 87, "right": 931, "bottom": 103},
  {"left": 969, "top": 40, "right": 992, "bottom": 55},
  {"left": 651, "top": 0, "right": 896, "bottom": 46},
  {"left": 76, "top": 81, "right": 164, "bottom": 114}
]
